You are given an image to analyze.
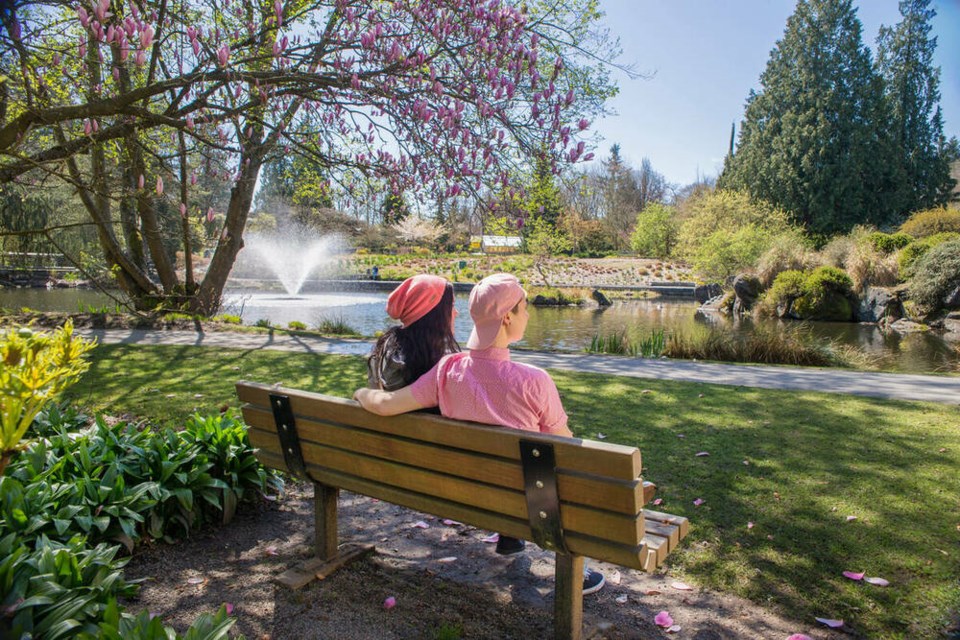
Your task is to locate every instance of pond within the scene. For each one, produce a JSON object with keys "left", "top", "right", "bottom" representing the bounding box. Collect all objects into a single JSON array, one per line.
[{"left": 1, "top": 286, "right": 956, "bottom": 374}]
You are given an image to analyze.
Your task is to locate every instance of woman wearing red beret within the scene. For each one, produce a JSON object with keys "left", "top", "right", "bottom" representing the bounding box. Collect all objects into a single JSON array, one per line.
[{"left": 367, "top": 274, "right": 460, "bottom": 391}]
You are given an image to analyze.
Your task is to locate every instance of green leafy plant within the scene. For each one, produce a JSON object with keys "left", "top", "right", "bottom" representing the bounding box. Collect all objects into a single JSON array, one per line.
[
  {"left": 180, "top": 412, "right": 281, "bottom": 524},
  {"left": 78, "top": 600, "right": 239, "bottom": 640},
  {"left": 0, "top": 321, "right": 96, "bottom": 475},
  {"left": 287, "top": 320, "right": 307, "bottom": 331},
  {"left": 0, "top": 534, "right": 137, "bottom": 640}
]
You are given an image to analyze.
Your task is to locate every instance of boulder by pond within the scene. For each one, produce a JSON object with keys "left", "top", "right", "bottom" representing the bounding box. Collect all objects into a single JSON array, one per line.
[{"left": 856, "top": 286, "right": 903, "bottom": 323}]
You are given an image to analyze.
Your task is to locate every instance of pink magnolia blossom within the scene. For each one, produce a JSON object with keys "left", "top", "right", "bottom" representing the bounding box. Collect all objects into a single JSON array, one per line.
[
  {"left": 654, "top": 611, "right": 674, "bottom": 628},
  {"left": 217, "top": 45, "right": 230, "bottom": 67}
]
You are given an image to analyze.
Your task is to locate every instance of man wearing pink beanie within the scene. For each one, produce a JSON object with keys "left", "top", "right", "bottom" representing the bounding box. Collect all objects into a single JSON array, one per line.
[{"left": 354, "top": 273, "right": 605, "bottom": 595}]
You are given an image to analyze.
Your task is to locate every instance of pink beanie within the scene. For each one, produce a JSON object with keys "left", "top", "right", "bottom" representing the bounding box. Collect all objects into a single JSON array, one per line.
[
  {"left": 386, "top": 275, "right": 448, "bottom": 327},
  {"left": 466, "top": 273, "right": 525, "bottom": 350}
]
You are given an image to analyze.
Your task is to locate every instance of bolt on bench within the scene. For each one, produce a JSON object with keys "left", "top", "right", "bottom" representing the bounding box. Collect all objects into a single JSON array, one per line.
[{"left": 237, "top": 381, "right": 689, "bottom": 640}]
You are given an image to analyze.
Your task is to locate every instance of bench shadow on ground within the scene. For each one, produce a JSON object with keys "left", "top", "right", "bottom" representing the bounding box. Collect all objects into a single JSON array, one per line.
[{"left": 123, "top": 483, "right": 825, "bottom": 640}]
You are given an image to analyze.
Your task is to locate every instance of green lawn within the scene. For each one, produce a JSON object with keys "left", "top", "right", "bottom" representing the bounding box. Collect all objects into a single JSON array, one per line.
[{"left": 69, "top": 344, "right": 960, "bottom": 639}]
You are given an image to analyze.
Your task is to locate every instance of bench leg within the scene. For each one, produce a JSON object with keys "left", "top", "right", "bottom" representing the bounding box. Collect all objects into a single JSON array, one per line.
[
  {"left": 554, "top": 553, "right": 584, "bottom": 640},
  {"left": 314, "top": 482, "right": 339, "bottom": 560}
]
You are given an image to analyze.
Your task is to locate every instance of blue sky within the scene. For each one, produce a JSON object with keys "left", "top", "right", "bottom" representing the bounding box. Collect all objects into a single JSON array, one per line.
[{"left": 589, "top": 0, "right": 960, "bottom": 187}]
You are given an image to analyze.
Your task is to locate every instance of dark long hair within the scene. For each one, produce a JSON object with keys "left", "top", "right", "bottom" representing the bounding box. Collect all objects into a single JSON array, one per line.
[{"left": 371, "top": 282, "right": 459, "bottom": 385}]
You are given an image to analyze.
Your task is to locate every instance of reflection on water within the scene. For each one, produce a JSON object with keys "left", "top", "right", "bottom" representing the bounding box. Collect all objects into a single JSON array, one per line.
[{"left": 1, "top": 287, "right": 956, "bottom": 374}]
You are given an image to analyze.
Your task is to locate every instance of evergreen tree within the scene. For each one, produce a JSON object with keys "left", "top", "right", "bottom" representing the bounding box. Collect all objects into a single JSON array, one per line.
[
  {"left": 525, "top": 153, "right": 564, "bottom": 228},
  {"left": 877, "top": 0, "right": 956, "bottom": 212},
  {"left": 719, "top": 0, "right": 902, "bottom": 236}
]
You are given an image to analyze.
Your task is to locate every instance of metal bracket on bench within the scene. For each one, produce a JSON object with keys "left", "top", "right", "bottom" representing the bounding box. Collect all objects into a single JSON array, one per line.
[
  {"left": 269, "top": 394, "right": 308, "bottom": 479},
  {"left": 519, "top": 440, "right": 566, "bottom": 553}
]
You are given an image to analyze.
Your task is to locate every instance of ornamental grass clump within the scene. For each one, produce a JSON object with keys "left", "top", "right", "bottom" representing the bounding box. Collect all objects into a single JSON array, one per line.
[
  {"left": 0, "top": 321, "right": 96, "bottom": 476},
  {"left": 908, "top": 238, "right": 960, "bottom": 311}
]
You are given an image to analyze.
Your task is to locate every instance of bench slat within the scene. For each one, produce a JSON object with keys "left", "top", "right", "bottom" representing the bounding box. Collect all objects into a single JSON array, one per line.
[
  {"left": 238, "top": 382, "right": 641, "bottom": 478},
  {"left": 254, "top": 449, "right": 671, "bottom": 572},
  {"left": 243, "top": 408, "right": 644, "bottom": 515},
  {"left": 248, "top": 428, "right": 645, "bottom": 546}
]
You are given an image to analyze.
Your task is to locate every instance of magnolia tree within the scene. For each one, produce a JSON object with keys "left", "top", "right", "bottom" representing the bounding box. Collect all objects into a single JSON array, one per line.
[{"left": 0, "top": 0, "right": 616, "bottom": 314}]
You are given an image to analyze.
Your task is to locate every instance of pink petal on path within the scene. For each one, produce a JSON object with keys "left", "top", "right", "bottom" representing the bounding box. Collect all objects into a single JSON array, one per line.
[
  {"left": 186, "top": 577, "right": 204, "bottom": 585},
  {"left": 481, "top": 533, "right": 500, "bottom": 543},
  {"left": 654, "top": 611, "right": 674, "bottom": 628},
  {"left": 615, "top": 594, "right": 628, "bottom": 604},
  {"left": 383, "top": 596, "right": 397, "bottom": 609},
  {"left": 787, "top": 635, "right": 814, "bottom": 640},
  {"left": 842, "top": 571, "right": 865, "bottom": 581},
  {"left": 411, "top": 521, "right": 430, "bottom": 529},
  {"left": 436, "top": 557, "right": 457, "bottom": 563},
  {"left": 671, "top": 581, "right": 693, "bottom": 591},
  {"left": 667, "top": 625, "right": 682, "bottom": 633},
  {"left": 442, "top": 519, "right": 462, "bottom": 526},
  {"left": 815, "top": 617, "right": 845, "bottom": 628},
  {"left": 264, "top": 546, "right": 279, "bottom": 556},
  {"left": 865, "top": 577, "right": 890, "bottom": 586},
  {"left": 224, "top": 603, "right": 234, "bottom": 615}
]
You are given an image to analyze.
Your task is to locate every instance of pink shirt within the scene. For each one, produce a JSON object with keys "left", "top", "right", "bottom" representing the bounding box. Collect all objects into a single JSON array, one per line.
[{"left": 409, "top": 347, "right": 570, "bottom": 436}]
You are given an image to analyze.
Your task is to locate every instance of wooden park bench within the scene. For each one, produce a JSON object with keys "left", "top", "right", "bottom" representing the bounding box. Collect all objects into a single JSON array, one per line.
[{"left": 236, "top": 381, "right": 689, "bottom": 640}]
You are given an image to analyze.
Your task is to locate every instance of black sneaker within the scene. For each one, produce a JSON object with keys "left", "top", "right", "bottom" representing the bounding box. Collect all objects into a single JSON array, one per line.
[
  {"left": 582, "top": 569, "right": 605, "bottom": 595},
  {"left": 495, "top": 535, "right": 526, "bottom": 555}
]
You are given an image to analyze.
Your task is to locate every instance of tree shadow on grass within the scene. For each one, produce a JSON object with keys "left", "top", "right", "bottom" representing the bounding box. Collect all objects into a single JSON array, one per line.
[{"left": 553, "top": 369, "right": 959, "bottom": 638}]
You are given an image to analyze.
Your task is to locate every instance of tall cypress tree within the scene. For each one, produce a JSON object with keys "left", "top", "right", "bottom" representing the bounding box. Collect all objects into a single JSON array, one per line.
[
  {"left": 718, "top": 0, "right": 902, "bottom": 236},
  {"left": 877, "top": 0, "right": 955, "bottom": 212}
]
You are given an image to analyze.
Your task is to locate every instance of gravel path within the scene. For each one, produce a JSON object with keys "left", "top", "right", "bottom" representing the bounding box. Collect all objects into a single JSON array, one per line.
[{"left": 77, "top": 327, "right": 960, "bottom": 404}]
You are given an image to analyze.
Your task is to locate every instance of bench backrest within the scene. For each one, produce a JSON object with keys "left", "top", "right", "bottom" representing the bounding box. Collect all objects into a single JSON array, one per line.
[{"left": 237, "top": 381, "right": 681, "bottom": 571}]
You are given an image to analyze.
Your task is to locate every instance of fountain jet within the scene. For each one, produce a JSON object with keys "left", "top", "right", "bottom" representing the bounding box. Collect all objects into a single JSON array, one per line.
[{"left": 243, "top": 231, "right": 347, "bottom": 295}]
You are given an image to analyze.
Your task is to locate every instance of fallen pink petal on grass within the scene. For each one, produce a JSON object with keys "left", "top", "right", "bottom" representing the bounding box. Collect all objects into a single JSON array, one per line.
[
  {"left": 596, "top": 432, "right": 607, "bottom": 440},
  {"left": 383, "top": 596, "right": 397, "bottom": 610},
  {"left": 693, "top": 498, "right": 705, "bottom": 506},
  {"left": 842, "top": 571, "right": 865, "bottom": 581},
  {"left": 787, "top": 635, "right": 813, "bottom": 640},
  {"left": 815, "top": 617, "right": 844, "bottom": 628},
  {"left": 865, "top": 577, "right": 890, "bottom": 586},
  {"left": 747, "top": 522, "right": 755, "bottom": 529},
  {"left": 670, "top": 581, "right": 693, "bottom": 591},
  {"left": 654, "top": 611, "right": 674, "bottom": 628},
  {"left": 441, "top": 519, "right": 462, "bottom": 526},
  {"left": 652, "top": 498, "right": 663, "bottom": 506},
  {"left": 846, "top": 515, "right": 858, "bottom": 522},
  {"left": 695, "top": 451, "right": 710, "bottom": 457},
  {"left": 411, "top": 521, "right": 430, "bottom": 529}
]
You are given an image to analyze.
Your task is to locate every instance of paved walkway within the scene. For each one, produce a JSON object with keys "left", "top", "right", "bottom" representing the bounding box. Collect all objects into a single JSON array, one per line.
[{"left": 77, "top": 328, "right": 960, "bottom": 405}]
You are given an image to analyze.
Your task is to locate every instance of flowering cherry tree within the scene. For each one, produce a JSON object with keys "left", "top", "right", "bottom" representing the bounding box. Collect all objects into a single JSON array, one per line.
[{"left": 0, "top": 0, "right": 617, "bottom": 314}]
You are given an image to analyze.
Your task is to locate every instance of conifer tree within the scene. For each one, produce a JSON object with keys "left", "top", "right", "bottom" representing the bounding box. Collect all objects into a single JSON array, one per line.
[
  {"left": 719, "top": 0, "right": 902, "bottom": 236},
  {"left": 877, "top": 0, "right": 956, "bottom": 212}
]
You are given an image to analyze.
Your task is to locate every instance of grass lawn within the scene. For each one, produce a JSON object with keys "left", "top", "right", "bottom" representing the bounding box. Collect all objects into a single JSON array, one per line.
[{"left": 69, "top": 344, "right": 959, "bottom": 639}]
